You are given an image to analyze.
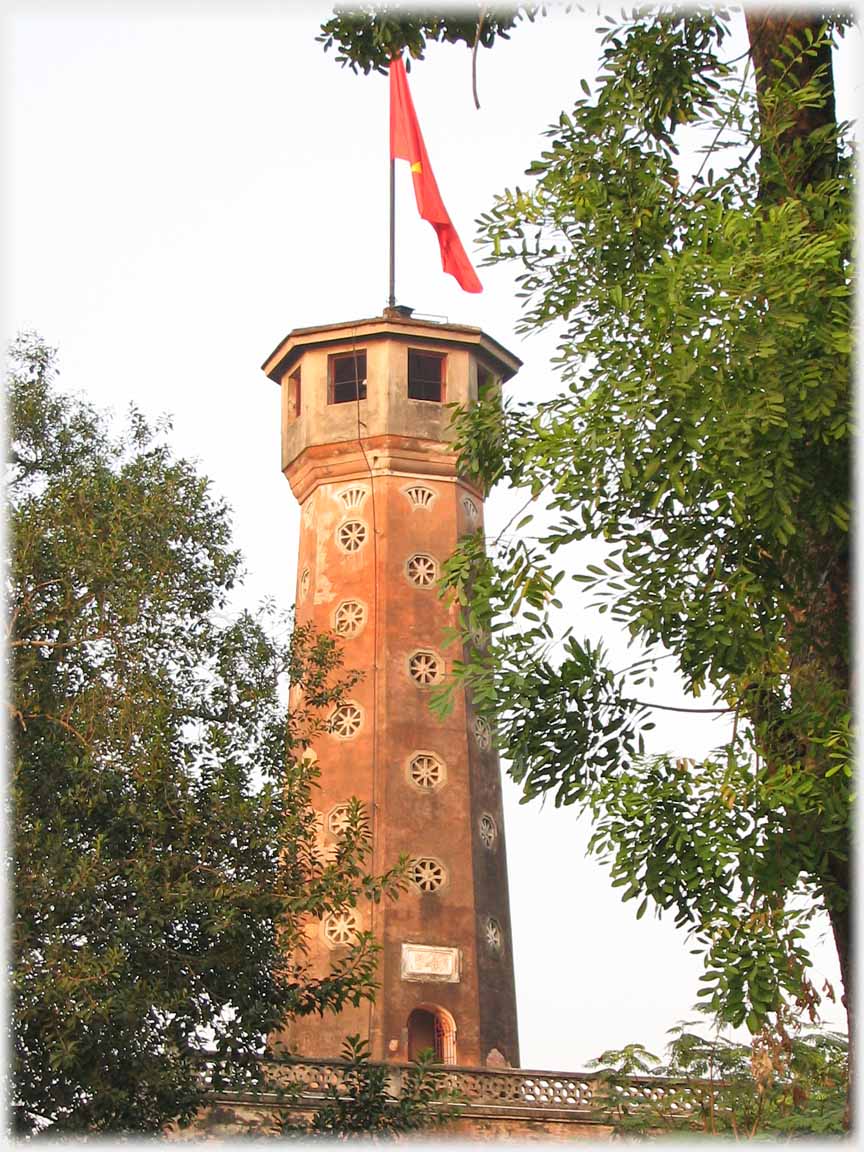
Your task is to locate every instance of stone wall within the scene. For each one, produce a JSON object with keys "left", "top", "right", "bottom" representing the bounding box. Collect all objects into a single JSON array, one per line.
[
  {"left": 175, "top": 1097, "right": 617, "bottom": 1141},
  {"left": 169, "top": 1057, "right": 711, "bottom": 1140}
]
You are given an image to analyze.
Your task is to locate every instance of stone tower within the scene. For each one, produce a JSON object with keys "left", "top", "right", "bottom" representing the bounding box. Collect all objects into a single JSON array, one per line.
[{"left": 261, "top": 311, "right": 521, "bottom": 1069}]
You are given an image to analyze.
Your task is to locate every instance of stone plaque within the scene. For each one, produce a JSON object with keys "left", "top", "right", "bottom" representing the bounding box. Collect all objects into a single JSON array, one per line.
[{"left": 400, "top": 943, "right": 461, "bottom": 983}]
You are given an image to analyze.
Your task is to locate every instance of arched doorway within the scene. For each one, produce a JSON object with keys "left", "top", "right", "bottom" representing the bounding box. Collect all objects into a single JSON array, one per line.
[{"left": 407, "top": 1006, "right": 457, "bottom": 1065}]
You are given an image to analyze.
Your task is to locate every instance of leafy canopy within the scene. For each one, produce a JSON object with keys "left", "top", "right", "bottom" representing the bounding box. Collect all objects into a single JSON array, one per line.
[
  {"left": 434, "top": 6, "right": 852, "bottom": 1037},
  {"left": 316, "top": 3, "right": 852, "bottom": 1039},
  {"left": 590, "top": 1023, "right": 849, "bottom": 1136},
  {"left": 317, "top": 3, "right": 528, "bottom": 74},
  {"left": 9, "top": 334, "right": 404, "bottom": 1135}
]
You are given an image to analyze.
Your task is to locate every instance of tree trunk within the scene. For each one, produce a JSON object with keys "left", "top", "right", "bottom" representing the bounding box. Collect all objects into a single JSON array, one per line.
[
  {"left": 744, "top": 12, "right": 838, "bottom": 193},
  {"left": 745, "top": 12, "right": 851, "bottom": 1127},
  {"left": 824, "top": 848, "right": 853, "bottom": 1129}
]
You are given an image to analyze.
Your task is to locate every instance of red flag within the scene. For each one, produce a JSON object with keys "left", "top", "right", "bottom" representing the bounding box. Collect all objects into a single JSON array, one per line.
[{"left": 389, "top": 57, "right": 482, "bottom": 294}]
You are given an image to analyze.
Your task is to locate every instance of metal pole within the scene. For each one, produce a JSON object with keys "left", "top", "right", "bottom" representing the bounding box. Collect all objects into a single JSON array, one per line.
[{"left": 388, "top": 157, "right": 396, "bottom": 308}]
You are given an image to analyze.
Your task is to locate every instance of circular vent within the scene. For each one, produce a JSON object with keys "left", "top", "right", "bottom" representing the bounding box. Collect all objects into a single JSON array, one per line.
[
  {"left": 406, "top": 554, "right": 438, "bottom": 587},
  {"left": 479, "top": 814, "right": 498, "bottom": 849},
  {"left": 330, "top": 703, "right": 362, "bottom": 739},
  {"left": 328, "top": 804, "right": 352, "bottom": 836},
  {"left": 324, "top": 909, "right": 360, "bottom": 947},
  {"left": 337, "top": 520, "right": 368, "bottom": 552},
  {"left": 485, "top": 918, "right": 502, "bottom": 952},
  {"left": 334, "top": 600, "right": 367, "bottom": 636},
  {"left": 411, "top": 857, "right": 447, "bottom": 892},
  {"left": 409, "top": 650, "right": 442, "bottom": 685},
  {"left": 408, "top": 753, "right": 445, "bottom": 791},
  {"left": 469, "top": 622, "right": 489, "bottom": 649},
  {"left": 473, "top": 716, "right": 492, "bottom": 750}
]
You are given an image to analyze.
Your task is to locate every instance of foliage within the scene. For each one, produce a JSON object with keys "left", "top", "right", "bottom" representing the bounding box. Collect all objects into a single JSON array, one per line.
[
  {"left": 425, "top": 7, "right": 852, "bottom": 1037},
  {"left": 590, "top": 1023, "right": 848, "bottom": 1137},
  {"left": 316, "top": 0, "right": 852, "bottom": 1097},
  {"left": 317, "top": 3, "right": 528, "bottom": 75},
  {"left": 9, "top": 334, "right": 406, "bottom": 1135},
  {"left": 282, "top": 1035, "right": 462, "bottom": 1138}
]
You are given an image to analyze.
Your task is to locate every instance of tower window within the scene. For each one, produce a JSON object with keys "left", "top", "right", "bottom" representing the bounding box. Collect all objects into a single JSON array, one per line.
[
  {"left": 408, "top": 350, "right": 444, "bottom": 402},
  {"left": 286, "top": 368, "right": 301, "bottom": 421},
  {"left": 477, "top": 365, "right": 497, "bottom": 400},
  {"left": 329, "top": 351, "right": 367, "bottom": 404}
]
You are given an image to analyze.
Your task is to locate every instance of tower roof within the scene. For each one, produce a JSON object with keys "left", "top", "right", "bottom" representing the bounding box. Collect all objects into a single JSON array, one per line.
[{"left": 261, "top": 311, "right": 522, "bottom": 384}]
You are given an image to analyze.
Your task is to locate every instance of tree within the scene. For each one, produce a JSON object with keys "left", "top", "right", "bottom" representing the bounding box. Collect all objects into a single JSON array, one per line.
[
  {"left": 589, "top": 1023, "right": 848, "bottom": 1137},
  {"left": 317, "top": 1, "right": 852, "bottom": 1078},
  {"left": 282, "top": 1036, "right": 462, "bottom": 1138},
  {"left": 9, "top": 334, "right": 405, "bottom": 1135}
]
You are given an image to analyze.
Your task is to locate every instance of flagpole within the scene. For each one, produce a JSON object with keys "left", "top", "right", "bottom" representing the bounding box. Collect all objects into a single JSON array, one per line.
[{"left": 388, "top": 156, "right": 396, "bottom": 308}]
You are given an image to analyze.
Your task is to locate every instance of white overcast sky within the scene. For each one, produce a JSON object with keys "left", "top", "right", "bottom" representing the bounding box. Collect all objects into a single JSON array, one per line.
[{"left": 5, "top": 2, "right": 858, "bottom": 1070}]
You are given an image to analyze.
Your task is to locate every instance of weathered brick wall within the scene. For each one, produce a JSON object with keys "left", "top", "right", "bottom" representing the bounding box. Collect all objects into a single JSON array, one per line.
[{"left": 170, "top": 1097, "right": 617, "bottom": 1142}]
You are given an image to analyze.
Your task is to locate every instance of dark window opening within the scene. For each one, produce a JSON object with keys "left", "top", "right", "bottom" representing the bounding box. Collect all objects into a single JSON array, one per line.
[
  {"left": 329, "top": 352, "right": 367, "bottom": 405},
  {"left": 408, "top": 350, "right": 444, "bottom": 402},
  {"left": 477, "top": 365, "right": 496, "bottom": 400},
  {"left": 287, "top": 368, "right": 301, "bottom": 421}
]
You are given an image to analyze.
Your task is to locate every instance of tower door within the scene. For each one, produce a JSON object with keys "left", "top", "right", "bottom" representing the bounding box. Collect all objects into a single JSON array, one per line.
[
  {"left": 407, "top": 1009, "right": 436, "bottom": 1061},
  {"left": 434, "top": 1014, "right": 457, "bottom": 1065},
  {"left": 407, "top": 1007, "right": 456, "bottom": 1065}
]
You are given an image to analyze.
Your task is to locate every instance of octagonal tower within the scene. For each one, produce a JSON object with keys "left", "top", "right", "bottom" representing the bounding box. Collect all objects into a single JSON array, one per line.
[{"left": 262, "top": 310, "right": 521, "bottom": 1069}]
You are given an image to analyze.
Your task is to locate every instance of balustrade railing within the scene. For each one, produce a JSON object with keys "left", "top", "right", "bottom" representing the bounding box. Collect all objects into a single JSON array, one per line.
[{"left": 195, "top": 1055, "right": 713, "bottom": 1124}]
